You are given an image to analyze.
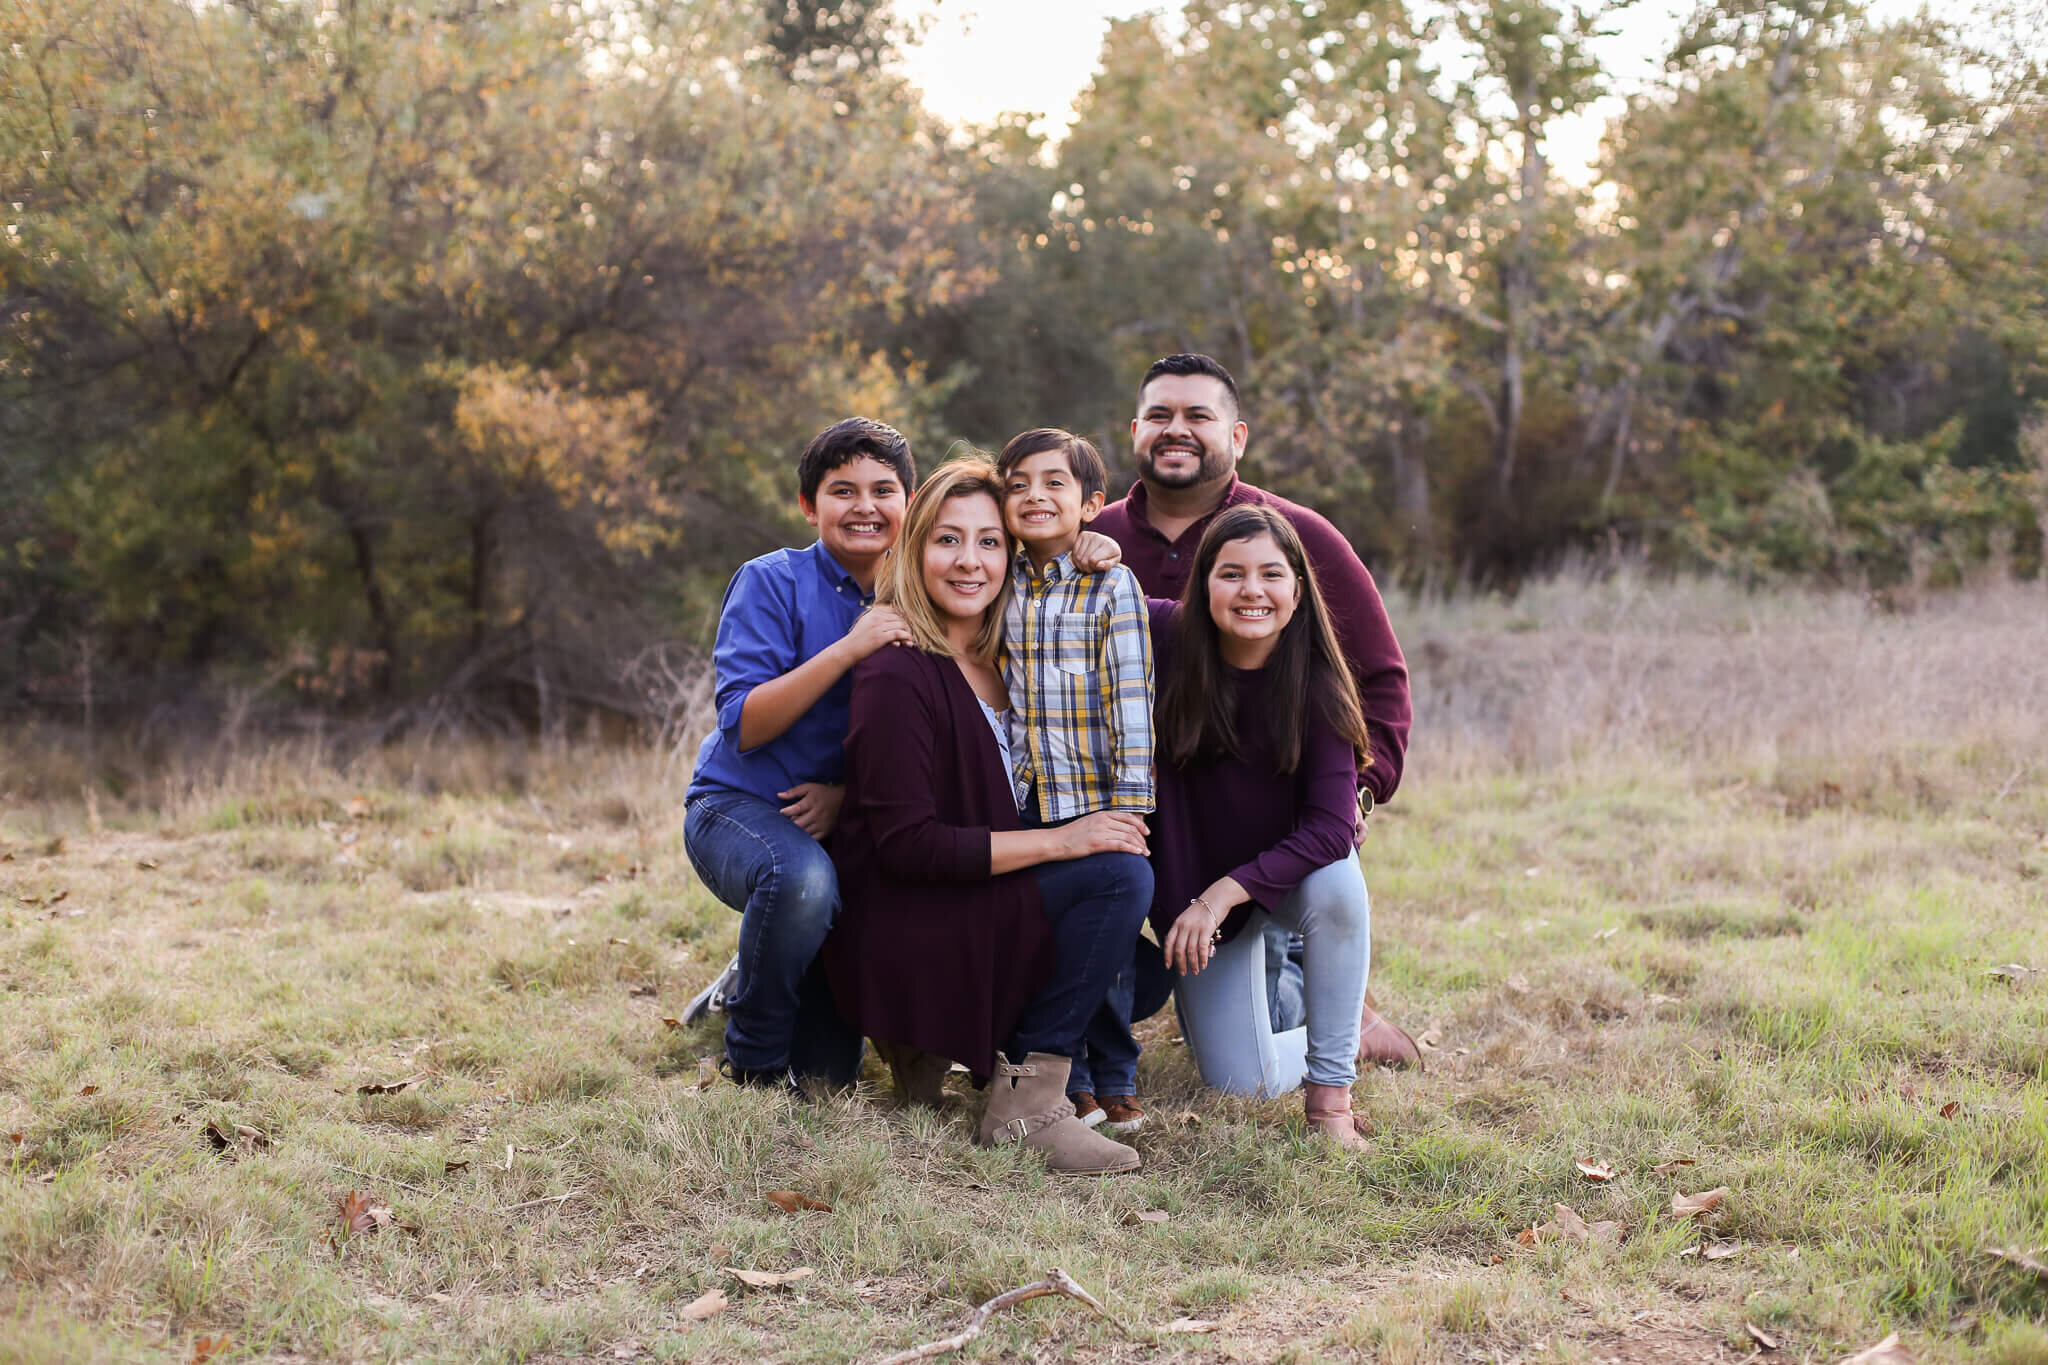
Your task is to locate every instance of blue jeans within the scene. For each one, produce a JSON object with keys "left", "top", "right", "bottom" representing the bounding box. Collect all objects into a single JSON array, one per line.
[
  {"left": 1006, "top": 851, "right": 1153, "bottom": 1066},
  {"left": 682, "top": 789, "right": 863, "bottom": 1085},
  {"left": 1175, "top": 854, "right": 1372, "bottom": 1091}
]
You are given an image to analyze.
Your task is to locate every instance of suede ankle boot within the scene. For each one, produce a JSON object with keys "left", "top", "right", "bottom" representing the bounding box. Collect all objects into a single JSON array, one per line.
[
  {"left": 978, "top": 1052, "right": 1139, "bottom": 1176},
  {"left": 873, "top": 1039, "right": 951, "bottom": 1108},
  {"left": 1303, "top": 1082, "right": 1372, "bottom": 1150}
]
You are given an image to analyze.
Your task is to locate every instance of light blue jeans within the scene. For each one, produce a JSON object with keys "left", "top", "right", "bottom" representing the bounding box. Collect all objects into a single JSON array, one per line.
[{"left": 1173, "top": 853, "right": 1370, "bottom": 1095}]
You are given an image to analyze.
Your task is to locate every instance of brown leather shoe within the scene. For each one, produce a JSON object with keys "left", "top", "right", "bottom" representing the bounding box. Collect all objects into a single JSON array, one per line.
[
  {"left": 1099, "top": 1096, "right": 1145, "bottom": 1135},
  {"left": 1069, "top": 1092, "right": 1105, "bottom": 1128},
  {"left": 1304, "top": 1082, "right": 1371, "bottom": 1149},
  {"left": 1357, "top": 1004, "right": 1424, "bottom": 1071}
]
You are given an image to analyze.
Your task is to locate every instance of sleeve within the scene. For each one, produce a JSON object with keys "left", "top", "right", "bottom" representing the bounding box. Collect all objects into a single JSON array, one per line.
[
  {"left": 709, "top": 557, "right": 799, "bottom": 754},
  {"left": 1098, "top": 568, "right": 1155, "bottom": 811},
  {"left": 1225, "top": 719, "right": 1359, "bottom": 908},
  {"left": 1293, "top": 511, "right": 1412, "bottom": 803},
  {"left": 843, "top": 653, "right": 993, "bottom": 883}
]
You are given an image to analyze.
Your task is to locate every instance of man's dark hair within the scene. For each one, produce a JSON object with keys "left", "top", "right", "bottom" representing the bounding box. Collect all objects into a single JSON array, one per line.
[
  {"left": 797, "top": 417, "right": 915, "bottom": 503},
  {"left": 995, "top": 428, "right": 1108, "bottom": 503},
  {"left": 1139, "top": 353, "right": 1241, "bottom": 416}
]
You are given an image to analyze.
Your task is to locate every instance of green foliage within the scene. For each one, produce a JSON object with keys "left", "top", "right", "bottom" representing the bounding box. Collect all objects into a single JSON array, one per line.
[{"left": 3, "top": 0, "right": 2045, "bottom": 714}]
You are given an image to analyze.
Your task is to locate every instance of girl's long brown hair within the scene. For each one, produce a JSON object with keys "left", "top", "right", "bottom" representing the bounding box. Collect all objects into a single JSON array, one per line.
[
  {"left": 874, "top": 456, "right": 1014, "bottom": 662},
  {"left": 1157, "top": 504, "right": 1371, "bottom": 775}
]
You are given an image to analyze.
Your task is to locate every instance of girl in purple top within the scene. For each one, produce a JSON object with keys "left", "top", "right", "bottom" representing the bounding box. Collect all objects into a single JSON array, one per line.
[{"left": 1148, "top": 504, "right": 1375, "bottom": 1146}]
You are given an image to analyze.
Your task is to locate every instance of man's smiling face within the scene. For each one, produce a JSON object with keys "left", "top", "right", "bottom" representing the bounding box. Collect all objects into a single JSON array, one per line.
[{"left": 1132, "top": 373, "right": 1247, "bottom": 491}]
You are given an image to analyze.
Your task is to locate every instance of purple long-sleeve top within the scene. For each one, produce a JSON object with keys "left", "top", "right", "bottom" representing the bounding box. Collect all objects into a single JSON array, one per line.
[
  {"left": 1146, "top": 602, "right": 1361, "bottom": 945},
  {"left": 1093, "top": 476, "right": 1411, "bottom": 803},
  {"left": 825, "top": 643, "right": 1056, "bottom": 1076}
]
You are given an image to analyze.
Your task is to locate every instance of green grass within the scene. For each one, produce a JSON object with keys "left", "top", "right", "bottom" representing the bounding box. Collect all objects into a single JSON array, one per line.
[{"left": 1, "top": 746, "right": 2044, "bottom": 1364}]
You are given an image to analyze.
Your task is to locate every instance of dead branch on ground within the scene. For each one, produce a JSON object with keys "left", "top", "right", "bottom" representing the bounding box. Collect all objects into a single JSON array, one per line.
[{"left": 865, "top": 1266, "right": 1130, "bottom": 1365}]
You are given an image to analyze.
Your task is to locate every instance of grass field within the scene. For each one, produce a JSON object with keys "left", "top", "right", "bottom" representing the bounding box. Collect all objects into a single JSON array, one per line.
[{"left": 3, "top": 576, "right": 2046, "bottom": 1364}]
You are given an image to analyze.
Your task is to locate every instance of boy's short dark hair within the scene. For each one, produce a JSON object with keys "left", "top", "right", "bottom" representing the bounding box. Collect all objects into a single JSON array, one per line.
[
  {"left": 798, "top": 417, "right": 915, "bottom": 504},
  {"left": 1139, "top": 353, "right": 1241, "bottom": 418},
  {"left": 996, "top": 428, "right": 1109, "bottom": 503}
]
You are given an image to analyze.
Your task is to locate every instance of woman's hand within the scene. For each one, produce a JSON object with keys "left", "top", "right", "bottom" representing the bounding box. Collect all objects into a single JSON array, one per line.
[
  {"left": 1055, "top": 810, "right": 1149, "bottom": 860},
  {"left": 1162, "top": 877, "right": 1248, "bottom": 975},
  {"left": 778, "top": 782, "right": 845, "bottom": 839}
]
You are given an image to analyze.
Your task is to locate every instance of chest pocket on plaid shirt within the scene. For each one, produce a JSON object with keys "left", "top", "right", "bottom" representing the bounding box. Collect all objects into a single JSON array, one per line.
[{"left": 1048, "top": 612, "right": 1101, "bottom": 675}]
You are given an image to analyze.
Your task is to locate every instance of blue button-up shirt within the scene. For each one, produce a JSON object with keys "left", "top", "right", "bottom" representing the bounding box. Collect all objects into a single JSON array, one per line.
[{"left": 686, "top": 541, "right": 870, "bottom": 806}]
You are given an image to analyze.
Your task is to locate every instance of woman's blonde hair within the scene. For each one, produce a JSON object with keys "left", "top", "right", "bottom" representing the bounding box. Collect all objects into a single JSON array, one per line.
[{"left": 874, "top": 456, "right": 1014, "bottom": 661}]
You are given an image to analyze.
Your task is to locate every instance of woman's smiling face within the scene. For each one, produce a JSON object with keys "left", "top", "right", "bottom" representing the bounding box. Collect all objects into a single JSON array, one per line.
[
  {"left": 921, "top": 491, "right": 1010, "bottom": 627},
  {"left": 1206, "top": 531, "right": 1300, "bottom": 660}
]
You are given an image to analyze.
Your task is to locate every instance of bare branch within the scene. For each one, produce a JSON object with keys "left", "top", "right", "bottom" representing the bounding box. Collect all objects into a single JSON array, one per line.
[{"left": 865, "top": 1267, "right": 1131, "bottom": 1365}]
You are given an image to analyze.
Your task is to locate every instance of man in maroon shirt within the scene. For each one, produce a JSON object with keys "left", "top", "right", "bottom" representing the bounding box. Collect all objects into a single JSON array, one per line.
[{"left": 1095, "top": 353, "right": 1422, "bottom": 1069}]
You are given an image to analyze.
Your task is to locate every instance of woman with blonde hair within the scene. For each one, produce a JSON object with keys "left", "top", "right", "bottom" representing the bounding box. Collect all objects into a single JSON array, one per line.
[{"left": 825, "top": 457, "right": 1155, "bottom": 1176}]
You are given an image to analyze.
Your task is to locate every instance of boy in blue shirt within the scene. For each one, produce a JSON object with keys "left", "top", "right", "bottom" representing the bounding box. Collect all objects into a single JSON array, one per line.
[{"left": 683, "top": 418, "right": 917, "bottom": 1092}]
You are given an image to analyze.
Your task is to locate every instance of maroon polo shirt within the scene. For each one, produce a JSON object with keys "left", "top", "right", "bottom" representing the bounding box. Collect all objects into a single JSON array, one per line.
[{"left": 1093, "top": 476, "right": 1412, "bottom": 802}]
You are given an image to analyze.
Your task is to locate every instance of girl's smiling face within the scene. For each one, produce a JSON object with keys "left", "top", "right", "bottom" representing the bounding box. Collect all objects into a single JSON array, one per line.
[
  {"left": 921, "top": 491, "right": 1010, "bottom": 629},
  {"left": 1206, "top": 532, "right": 1300, "bottom": 666}
]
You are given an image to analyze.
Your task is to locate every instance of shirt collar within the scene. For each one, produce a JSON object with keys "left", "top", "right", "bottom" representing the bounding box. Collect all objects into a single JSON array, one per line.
[
  {"left": 1124, "top": 474, "right": 1247, "bottom": 538},
  {"left": 811, "top": 541, "right": 871, "bottom": 600},
  {"left": 1013, "top": 546, "right": 1078, "bottom": 585}
]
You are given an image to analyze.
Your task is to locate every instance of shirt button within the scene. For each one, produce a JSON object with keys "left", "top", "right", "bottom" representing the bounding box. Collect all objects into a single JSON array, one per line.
[{"left": 1168, "top": 552, "right": 1179, "bottom": 560}]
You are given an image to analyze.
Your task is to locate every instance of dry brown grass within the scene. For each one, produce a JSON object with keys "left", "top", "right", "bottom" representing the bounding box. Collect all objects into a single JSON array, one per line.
[{"left": 1, "top": 576, "right": 2043, "bottom": 1365}]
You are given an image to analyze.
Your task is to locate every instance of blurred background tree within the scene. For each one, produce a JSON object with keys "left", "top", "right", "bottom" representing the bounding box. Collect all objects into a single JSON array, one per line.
[{"left": 2, "top": 0, "right": 2042, "bottom": 730}]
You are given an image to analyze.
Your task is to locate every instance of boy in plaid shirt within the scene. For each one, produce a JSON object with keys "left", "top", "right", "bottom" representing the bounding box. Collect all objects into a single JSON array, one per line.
[{"left": 997, "top": 428, "right": 1157, "bottom": 1134}]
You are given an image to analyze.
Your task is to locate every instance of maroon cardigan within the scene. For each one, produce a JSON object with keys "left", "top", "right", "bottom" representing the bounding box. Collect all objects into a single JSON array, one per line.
[
  {"left": 1093, "top": 476, "right": 1411, "bottom": 803},
  {"left": 825, "top": 644, "right": 1056, "bottom": 1076}
]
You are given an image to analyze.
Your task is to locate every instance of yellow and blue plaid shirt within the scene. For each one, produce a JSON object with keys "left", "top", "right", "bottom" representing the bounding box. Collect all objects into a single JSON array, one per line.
[{"left": 999, "top": 551, "right": 1155, "bottom": 821}]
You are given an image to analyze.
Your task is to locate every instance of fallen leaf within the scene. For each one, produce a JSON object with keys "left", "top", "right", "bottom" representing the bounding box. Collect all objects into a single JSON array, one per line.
[
  {"left": 7, "top": 1132, "right": 21, "bottom": 1146},
  {"left": 1529, "top": 1203, "right": 1621, "bottom": 1246},
  {"left": 336, "top": 1189, "right": 395, "bottom": 1237},
  {"left": 1161, "top": 1318, "right": 1219, "bottom": 1333},
  {"left": 660, "top": 1016, "right": 682, "bottom": 1030},
  {"left": 1839, "top": 1332, "right": 1915, "bottom": 1364},
  {"left": 191, "top": 1333, "right": 234, "bottom": 1364},
  {"left": 1122, "top": 1209, "right": 1170, "bottom": 1225},
  {"left": 1175, "top": 1110, "right": 1201, "bottom": 1128},
  {"left": 764, "top": 1190, "right": 832, "bottom": 1213},
  {"left": 428, "top": 1292, "right": 451, "bottom": 1304},
  {"left": 679, "top": 1287, "right": 729, "bottom": 1320},
  {"left": 1504, "top": 973, "right": 1530, "bottom": 993},
  {"left": 48, "top": 890, "right": 68, "bottom": 907},
  {"left": 77, "top": 1085, "right": 98, "bottom": 1096},
  {"left": 1592, "top": 926, "right": 1619, "bottom": 941},
  {"left": 1746, "top": 1321, "right": 1780, "bottom": 1350},
  {"left": 628, "top": 983, "right": 657, "bottom": 997},
  {"left": 1677, "top": 1243, "right": 1701, "bottom": 1258},
  {"left": 357, "top": 1073, "right": 427, "bottom": 1096},
  {"left": 708, "top": 1242, "right": 732, "bottom": 1265},
  {"left": 1416, "top": 1026, "right": 1445, "bottom": 1049},
  {"left": 444, "top": 1159, "right": 470, "bottom": 1173},
  {"left": 203, "top": 1121, "right": 268, "bottom": 1156},
  {"left": 608, "top": 936, "right": 634, "bottom": 947},
  {"left": 1986, "top": 1247, "right": 2048, "bottom": 1282},
  {"left": 136, "top": 858, "right": 159, "bottom": 871},
  {"left": 347, "top": 796, "right": 371, "bottom": 820},
  {"left": 1704, "top": 1240, "right": 1743, "bottom": 1260},
  {"left": 1985, "top": 964, "right": 2032, "bottom": 982},
  {"left": 1671, "top": 1186, "right": 1731, "bottom": 1219},
  {"left": 1938, "top": 1101, "right": 1962, "bottom": 1120},
  {"left": 726, "top": 1266, "right": 813, "bottom": 1288},
  {"left": 1650, "top": 1157, "right": 1697, "bottom": 1175},
  {"left": 1575, "top": 1158, "right": 1616, "bottom": 1182}
]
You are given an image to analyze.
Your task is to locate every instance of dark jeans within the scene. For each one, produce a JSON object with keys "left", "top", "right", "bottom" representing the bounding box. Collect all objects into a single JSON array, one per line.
[
  {"left": 1005, "top": 850, "right": 1153, "bottom": 1066},
  {"left": 682, "top": 789, "right": 863, "bottom": 1085}
]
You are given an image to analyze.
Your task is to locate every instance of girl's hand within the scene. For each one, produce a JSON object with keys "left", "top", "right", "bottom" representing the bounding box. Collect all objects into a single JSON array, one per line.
[
  {"left": 1056, "top": 810, "right": 1149, "bottom": 860},
  {"left": 1163, "top": 898, "right": 1226, "bottom": 975}
]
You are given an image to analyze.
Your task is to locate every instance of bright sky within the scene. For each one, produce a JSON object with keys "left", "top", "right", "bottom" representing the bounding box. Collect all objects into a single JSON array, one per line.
[{"left": 897, "top": 0, "right": 1932, "bottom": 182}]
